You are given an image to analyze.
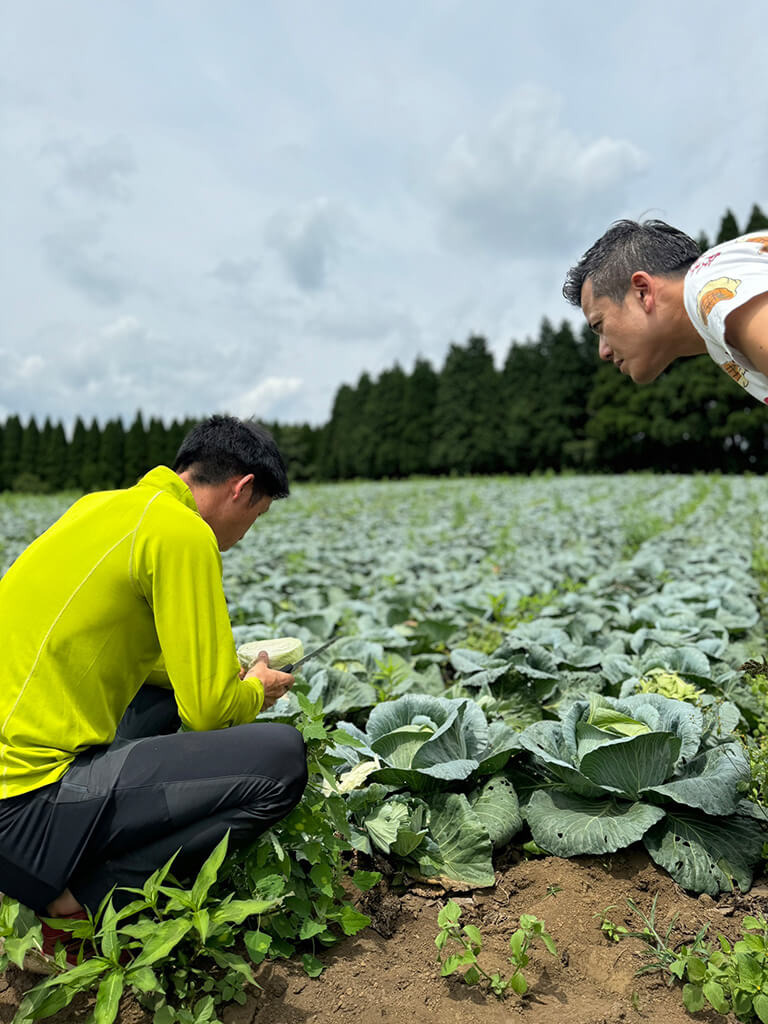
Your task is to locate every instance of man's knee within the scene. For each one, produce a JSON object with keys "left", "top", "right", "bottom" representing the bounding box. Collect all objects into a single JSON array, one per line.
[
  {"left": 268, "top": 724, "right": 308, "bottom": 813},
  {"left": 237, "top": 722, "right": 308, "bottom": 815}
]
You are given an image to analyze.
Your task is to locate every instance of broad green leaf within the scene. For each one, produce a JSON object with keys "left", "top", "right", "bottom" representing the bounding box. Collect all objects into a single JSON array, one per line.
[
  {"left": 682, "top": 983, "right": 705, "bottom": 1013},
  {"left": 244, "top": 930, "right": 272, "bottom": 965},
  {"left": 191, "top": 832, "right": 229, "bottom": 907},
  {"left": 307, "top": 668, "right": 378, "bottom": 715},
  {"left": 702, "top": 980, "right": 729, "bottom": 1014},
  {"left": 351, "top": 870, "right": 382, "bottom": 892},
  {"left": 621, "top": 692, "right": 702, "bottom": 763},
  {"left": 753, "top": 992, "right": 768, "bottom": 1023},
  {"left": 413, "top": 700, "right": 489, "bottom": 770},
  {"left": 125, "top": 966, "right": 161, "bottom": 994},
  {"left": 463, "top": 924, "right": 483, "bottom": 951},
  {"left": 209, "top": 949, "right": 255, "bottom": 981},
  {"left": 586, "top": 705, "right": 650, "bottom": 737},
  {"left": 210, "top": 897, "right": 280, "bottom": 927},
  {"left": 644, "top": 808, "right": 765, "bottom": 895},
  {"left": 131, "top": 919, "right": 192, "bottom": 969},
  {"left": 14, "top": 984, "right": 74, "bottom": 1022},
  {"left": 41, "top": 915, "right": 94, "bottom": 939},
  {"left": 299, "top": 918, "right": 327, "bottom": 940},
  {"left": 420, "top": 793, "right": 495, "bottom": 888},
  {"left": 738, "top": 954, "right": 764, "bottom": 988},
  {"left": 337, "top": 905, "right": 370, "bottom": 936},
  {"left": 361, "top": 801, "right": 411, "bottom": 854},
  {"left": 193, "top": 908, "right": 210, "bottom": 943},
  {"left": 525, "top": 789, "right": 665, "bottom": 857},
  {"left": 391, "top": 826, "right": 428, "bottom": 857},
  {"left": 578, "top": 732, "right": 681, "bottom": 800},
  {"left": 686, "top": 956, "right": 707, "bottom": 982},
  {"left": 3, "top": 932, "right": 41, "bottom": 970},
  {"left": 476, "top": 721, "right": 519, "bottom": 775},
  {"left": 302, "top": 953, "right": 324, "bottom": 977},
  {"left": 644, "top": 743, "right": 749, "bottom": 816},
  {"left": 93, "top": 970, "right": 125, "bottom": 1024},
  {"left": 469, "top": 775, "right": 522, "bottom": 849},
  {"left": 441, "top": 953, "right": 464, "bottom": 976},
  {"left": 437, "top": 901, "right": 461, "bottom": 928},
  {"left": 370, "top": 724, "right": 433, "bottom": 769},
  {"left": 509, "top": 971, "right": 527, "bottom": 995},
  {"left": 309, "top": 862, "right": 334, "bottom": 898}
]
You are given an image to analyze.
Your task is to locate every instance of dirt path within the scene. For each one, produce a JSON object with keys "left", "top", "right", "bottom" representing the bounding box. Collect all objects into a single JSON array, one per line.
[{"left": 2, "top": 848, "right": 756, "bottom": 1024}]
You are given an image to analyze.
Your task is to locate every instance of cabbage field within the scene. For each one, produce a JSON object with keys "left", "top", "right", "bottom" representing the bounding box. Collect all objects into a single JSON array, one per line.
[{"left": 3, "top": 473, "right": 768, "bottom": 1024}]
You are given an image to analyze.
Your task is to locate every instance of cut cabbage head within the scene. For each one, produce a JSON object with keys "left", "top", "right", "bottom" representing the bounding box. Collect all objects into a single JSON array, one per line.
[{"left": 237, "top": 636, "right": 304, "bottom": 671}]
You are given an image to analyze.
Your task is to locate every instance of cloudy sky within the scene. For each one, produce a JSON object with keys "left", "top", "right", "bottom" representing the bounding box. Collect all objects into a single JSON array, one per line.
[{"left": 3, "top": 1, "right": 767, "bottom": 428}]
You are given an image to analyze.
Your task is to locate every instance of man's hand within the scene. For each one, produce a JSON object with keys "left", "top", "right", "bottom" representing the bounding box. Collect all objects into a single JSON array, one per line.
[{"left": 244, "top": 650, "right": 295, "bottom": 710}]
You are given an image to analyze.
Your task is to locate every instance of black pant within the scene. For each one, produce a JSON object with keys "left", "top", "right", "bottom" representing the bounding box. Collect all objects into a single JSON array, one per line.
[{"left": 0, "top": 688, "right": 307, "bottom": 913}]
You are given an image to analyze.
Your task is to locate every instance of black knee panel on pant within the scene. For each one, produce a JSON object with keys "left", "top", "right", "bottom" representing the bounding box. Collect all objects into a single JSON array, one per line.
[
  {"left": 234, "top": 721, "right": 308, "bottom": 817},
  {"left": 268, "top": 723, "right": 309, "bottom": 814}
]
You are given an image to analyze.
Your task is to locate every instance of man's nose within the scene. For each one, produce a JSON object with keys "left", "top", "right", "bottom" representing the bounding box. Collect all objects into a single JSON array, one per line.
[{"left": 598, "top": 338, "right": 612, "bottom": 361}]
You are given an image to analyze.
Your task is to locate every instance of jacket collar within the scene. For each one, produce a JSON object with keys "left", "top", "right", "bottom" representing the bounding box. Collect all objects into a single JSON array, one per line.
[{"left": 138, "top": 466, "right": 199, "bottom": 515}]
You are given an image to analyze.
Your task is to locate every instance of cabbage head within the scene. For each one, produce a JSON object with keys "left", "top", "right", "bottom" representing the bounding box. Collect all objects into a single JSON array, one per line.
[
  {"left": 336, "top": 693, "right": 518, "bottom": 790},
  {"left": 236, "top": 636, "right": 304, "bottom": 671},
  {"left": 516, "top": 693, "right": 764, "bottom": 895}
]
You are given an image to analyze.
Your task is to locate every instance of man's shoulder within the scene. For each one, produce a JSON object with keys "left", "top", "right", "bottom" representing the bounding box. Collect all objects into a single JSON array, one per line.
[
  {"left": 140, "top": 488, "right": 208, "bottom": 538},
  {"left": 684, "top": 235, "right": 768, "bottom": 334},
  {"left": 686, "top": 234, "right": 768, "bottom": 284}
]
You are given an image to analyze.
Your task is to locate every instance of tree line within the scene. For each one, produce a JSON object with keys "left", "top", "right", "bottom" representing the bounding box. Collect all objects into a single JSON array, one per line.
[{"left": 2, "top": 204, "right": 768, "bottom": 493}]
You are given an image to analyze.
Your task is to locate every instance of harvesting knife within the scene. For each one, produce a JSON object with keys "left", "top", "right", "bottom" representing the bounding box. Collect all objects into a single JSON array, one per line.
[{"left": 281, "top": 635, "right": 338, "bottom": 674}]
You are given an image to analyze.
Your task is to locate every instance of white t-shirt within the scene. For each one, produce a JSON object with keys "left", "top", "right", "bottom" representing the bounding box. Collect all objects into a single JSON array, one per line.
[{"left": 683, "top": 232, "right": 768, "bottom": 403}]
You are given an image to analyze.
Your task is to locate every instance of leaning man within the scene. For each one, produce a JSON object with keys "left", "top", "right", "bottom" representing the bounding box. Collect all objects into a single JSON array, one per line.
[
  {"left": 563, "top": 219, "right": 768, "bottom": 398},
  {"left": 0, "top": 414, "right": 306, "bottom": 958}
]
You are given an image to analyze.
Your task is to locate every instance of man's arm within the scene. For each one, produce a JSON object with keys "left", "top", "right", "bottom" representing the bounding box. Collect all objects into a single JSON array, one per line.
[
  {"left": 725, "top": 292, "right": 768, "bottom": 376},
  {"left": 134, "top": 511, "right": 266, "bottom": 730}
]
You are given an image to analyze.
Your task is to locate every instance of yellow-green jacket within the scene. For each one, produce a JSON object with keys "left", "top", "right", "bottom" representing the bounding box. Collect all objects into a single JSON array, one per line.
[{"left": 0, "top": 466, "right": 264, "bottom": 799}]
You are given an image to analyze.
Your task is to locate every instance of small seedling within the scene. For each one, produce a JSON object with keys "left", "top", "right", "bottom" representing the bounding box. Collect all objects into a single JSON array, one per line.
[
  {"left": 435, "top": 900, "right": 556, "bottom": 999},
  {"left": 595, "top": 898, "right": 768, "bottom": 1021},
  {"left": 545, "top": 885, "right": 562, "bottom": 898},
  {"left": 596, "top": 896, "right": 691, "bottom": 973}
]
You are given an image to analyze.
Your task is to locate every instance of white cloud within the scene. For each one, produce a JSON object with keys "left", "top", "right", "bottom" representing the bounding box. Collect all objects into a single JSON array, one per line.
[
  {"left": 43, "top": 135, "right": 136, "bottom": 203},
  {"left": 2, "top": 2, "right": 766, "bottom": 432},
  {"left": 100, "top": 315, "right": 145, "bottom": 340},
  {"left": 209, "top": 258, "right": 259, "bottom": 288},
  {"left": 265, "top": 198, "right": 349, "bottom": 291},
  {"left": 226, "top": 377, "right": 303, "bottom": 419},
  {"left": 43, "top": 221, "right": 130, "bottom": 305},
  {"left": 436, "top": 86, "right": 648, "bottom": 256},
  {"left": 18, "top": 355, "right": 45, "bottom": 379}
]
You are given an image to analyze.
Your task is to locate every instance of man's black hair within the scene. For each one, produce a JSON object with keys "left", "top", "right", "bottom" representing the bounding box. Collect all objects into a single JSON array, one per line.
[
  {"left": 563, "top": 219, "right": 700, "bottom": 307},
  {"left": 173, "top": 415, "right": 289, "bottom": 501}
]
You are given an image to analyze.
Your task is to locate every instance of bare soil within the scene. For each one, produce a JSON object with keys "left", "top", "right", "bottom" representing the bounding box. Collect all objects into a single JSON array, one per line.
[{"left": 3, "top": 847, "right": 760, "bottom": 1024}]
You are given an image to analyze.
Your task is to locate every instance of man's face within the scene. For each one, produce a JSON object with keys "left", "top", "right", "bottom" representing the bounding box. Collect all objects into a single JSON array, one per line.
[
  {"left": 581, "top": 277, "right": 672, "bottom": 384},
  {"left": 217, "top": 492, "right": 272, "bottom": 552}
]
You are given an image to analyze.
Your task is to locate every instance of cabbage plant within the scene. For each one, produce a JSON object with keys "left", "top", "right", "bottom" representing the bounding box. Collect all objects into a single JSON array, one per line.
[
  {"left": 516, "top": 694, "right": 765, "bottom": 894},
  {"left": 336, "top": 693, "right": 518, "bottom": 790}
]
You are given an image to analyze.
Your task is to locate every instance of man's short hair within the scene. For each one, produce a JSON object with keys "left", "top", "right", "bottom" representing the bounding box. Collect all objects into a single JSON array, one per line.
[
  {"left": 173, "top": 415, "right": 289, "bottom": 502},
  {"left": 563, "top": 219, "right": 700, "bottom": 307}
]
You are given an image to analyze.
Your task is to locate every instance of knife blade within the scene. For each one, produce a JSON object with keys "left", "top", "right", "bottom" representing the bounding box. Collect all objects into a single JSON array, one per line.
[{"left": 281, "top": 635, "right": 338, "bottom": 674}]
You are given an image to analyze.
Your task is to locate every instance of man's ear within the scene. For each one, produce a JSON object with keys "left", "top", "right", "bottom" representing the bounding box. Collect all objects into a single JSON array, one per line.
[
  {"left": 630, "top": 271, "right": 655, "bottom": 312},
  {"left": 232, "top": 473, "right": 255, "bottom": 502}
]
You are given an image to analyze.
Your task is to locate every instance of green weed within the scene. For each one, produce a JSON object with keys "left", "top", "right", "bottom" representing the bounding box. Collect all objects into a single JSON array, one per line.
[
  {"left": 435, "top": 900, "right": 556, "bottom": 999},
  {"left": 1, "top": 697, "right": 375, "bottom": 1024},
  {"left": 598, "top": 898, "right": 768, "bottom": 1022}
]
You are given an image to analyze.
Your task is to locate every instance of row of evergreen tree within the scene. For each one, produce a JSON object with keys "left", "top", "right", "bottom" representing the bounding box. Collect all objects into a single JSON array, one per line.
[{"left": 2, "top": 204, "right": 767, "bottom": 493}]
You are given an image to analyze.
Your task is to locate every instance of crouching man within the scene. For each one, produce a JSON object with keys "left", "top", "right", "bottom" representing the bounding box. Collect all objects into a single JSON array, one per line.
[{"left": 0, "top": 415, "right": 306, "bottom": 948}]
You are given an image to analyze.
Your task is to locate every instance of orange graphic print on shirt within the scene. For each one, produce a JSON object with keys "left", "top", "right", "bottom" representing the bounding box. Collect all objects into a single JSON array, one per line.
[
  {"left": 721, "top": 360, "right": 748, "bottom": 388},
  {"left": 746, "top": 235, "right": 768, "bottom": 254},
  {"left": 696, "top": 277, "right": 741, "bottom": 325}
]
